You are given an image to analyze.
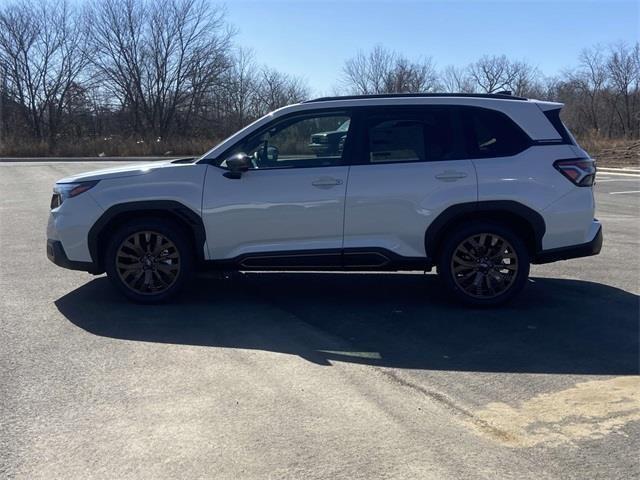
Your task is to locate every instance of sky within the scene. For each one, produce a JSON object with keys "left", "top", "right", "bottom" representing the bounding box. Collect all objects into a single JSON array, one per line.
[{"left": 225, "top": 0, "right": 639, "bottom": 95}]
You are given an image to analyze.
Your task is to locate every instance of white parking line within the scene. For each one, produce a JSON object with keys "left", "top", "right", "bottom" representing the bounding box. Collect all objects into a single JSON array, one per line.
[
  {"left": 597, "top": 178, "right": 640, "bottom": 182},
  {"left": 597, "top": 171, "right": 640, "bottom": 177},
  {"left": 610, "top": 190, "right": 640, "bottom": 195}
]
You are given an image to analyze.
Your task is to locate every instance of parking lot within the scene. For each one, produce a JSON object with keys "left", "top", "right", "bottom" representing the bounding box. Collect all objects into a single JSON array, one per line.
[{"left": 1, "top": 161, "right": 639, "bottom": 479}]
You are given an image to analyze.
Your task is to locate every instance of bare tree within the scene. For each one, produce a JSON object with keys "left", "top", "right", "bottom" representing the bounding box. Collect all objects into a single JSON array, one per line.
[
  {"left": 88, "top": 0, "right": 233, "bottom": 138},
  {"left": 607, "top": 42, "right": 640, "bottom": 136},
  {"left": 342, "top": 45, "right": 438, "bottom": 94},
  {"left": 251, "top": 66, "right": 309, "bottom": 116},
  {"left": 0, "top": 0, "right": 87, "bottom": 143},
  {"left": 220, "top": 48, "right": 259, "bottom": 131},
  {"left": 440, "top": 65, "right": 474, "bottom": 93},
  {"left": 570, "top": 45, "right": 608, "bottom": 132},
  {"left": 468, "top": 55, "right": 518, "bottom": 93}
]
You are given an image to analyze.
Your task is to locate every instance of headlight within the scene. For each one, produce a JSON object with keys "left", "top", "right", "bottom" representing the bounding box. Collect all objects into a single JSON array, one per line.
[{"left": 51, "top": 180, "right": 99, "bottom": 208}]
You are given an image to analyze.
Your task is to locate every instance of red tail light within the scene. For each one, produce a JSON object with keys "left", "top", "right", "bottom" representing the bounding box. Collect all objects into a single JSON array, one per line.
[{"left": 553, "top": 158, "right": 596, "bottom": 187}]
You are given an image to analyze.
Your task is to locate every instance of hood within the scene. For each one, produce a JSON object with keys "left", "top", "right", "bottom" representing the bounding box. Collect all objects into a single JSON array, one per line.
[{"left": 56, "top": 158, "right": 195, "bottom": 184}]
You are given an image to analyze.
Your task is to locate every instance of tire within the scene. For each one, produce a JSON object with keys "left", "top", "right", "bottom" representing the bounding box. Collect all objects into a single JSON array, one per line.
[
  {"left": 437, "top": 221, "right": 530, "bottom": 307},
  {"left": 104, "top": 218, "right": 194, "bottom": 303}
]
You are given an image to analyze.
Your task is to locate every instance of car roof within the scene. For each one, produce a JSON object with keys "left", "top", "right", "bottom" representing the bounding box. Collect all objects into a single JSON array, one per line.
[{"left": 303, "top": 92, "right": 528, "bottom": 103}]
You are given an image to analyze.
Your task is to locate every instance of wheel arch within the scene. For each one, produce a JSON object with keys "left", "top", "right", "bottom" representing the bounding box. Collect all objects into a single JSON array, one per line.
[
  {"left": 425, "top": 201, "right": 545, "bottom": 264},
  {"left": 88, "top": 200, "right": 206, "bottom": 271}
]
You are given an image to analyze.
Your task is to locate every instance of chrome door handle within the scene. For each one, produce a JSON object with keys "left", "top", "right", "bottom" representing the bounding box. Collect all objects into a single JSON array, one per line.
[
  {"left": 312, "top": 177, "right": 343, "bottom": 188},
  {"left": 435, "top": 171, "right": 467, "bottom": 181}
]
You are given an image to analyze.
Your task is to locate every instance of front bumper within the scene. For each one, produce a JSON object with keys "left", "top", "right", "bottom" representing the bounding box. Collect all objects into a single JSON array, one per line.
[
  {"left": 533, "top": 223, "right": 603, "bottom": 264},
  {"left": 47, "top": 239, "right": 99, "bottom": 273}
]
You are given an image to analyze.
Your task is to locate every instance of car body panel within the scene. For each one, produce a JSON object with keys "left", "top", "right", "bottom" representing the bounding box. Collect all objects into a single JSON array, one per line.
[
  {"left": 50, "top": 162, "right": 208, "bottom": 262},
  {"left": 472, "top": 144, "right": 593, "bottom": 250},
  {"left": 201, "top": 165, "right": 349, "bottom": 259},
  {"left": 343, "top": 160, "right": 478, "bottom": 257}
]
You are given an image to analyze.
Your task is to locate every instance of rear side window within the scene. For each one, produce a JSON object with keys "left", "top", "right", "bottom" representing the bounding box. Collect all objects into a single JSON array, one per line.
[
  {"left": 365, "top": 109, "right": 462, "bottom": 163},
  {"left": 462, "top": 108, "right": 531, "bottom": 158},
  {"left": 369, "top": 118, "right": 425, "bottom": 163}
]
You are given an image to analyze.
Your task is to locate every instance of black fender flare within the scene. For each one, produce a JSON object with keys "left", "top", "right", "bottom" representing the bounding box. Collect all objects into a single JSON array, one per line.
[
  {"left": 87, "top": 200, "right": 206, "bottom": 267},
  {"left": 424, "top": 201, "right": 546, "bottom": 262}
]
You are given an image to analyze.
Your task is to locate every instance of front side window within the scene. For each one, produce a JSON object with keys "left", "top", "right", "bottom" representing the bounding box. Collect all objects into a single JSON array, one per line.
[{"left": 222, "top": 113, "right": 351, "bottom": 169}]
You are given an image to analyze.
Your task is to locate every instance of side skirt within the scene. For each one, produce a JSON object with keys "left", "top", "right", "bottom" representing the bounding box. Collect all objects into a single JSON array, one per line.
[{"left": 202, "top": 248, "right": 430, "bottom": 272}]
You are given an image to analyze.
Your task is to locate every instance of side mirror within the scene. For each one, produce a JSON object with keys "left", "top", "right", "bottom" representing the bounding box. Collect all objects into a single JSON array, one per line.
[{"left": 224, "top": 153, "right": 251, "bottom": 179}]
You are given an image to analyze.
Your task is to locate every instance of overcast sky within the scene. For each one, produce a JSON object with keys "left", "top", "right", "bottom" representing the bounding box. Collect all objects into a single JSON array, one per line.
[{"left": 225, "top": 0, "right": 639, "bottom": 95}]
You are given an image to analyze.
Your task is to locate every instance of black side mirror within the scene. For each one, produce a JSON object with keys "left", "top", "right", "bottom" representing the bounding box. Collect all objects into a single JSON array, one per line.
[{"left": 224, "top": 153, "right": 251, "bottom": 179}]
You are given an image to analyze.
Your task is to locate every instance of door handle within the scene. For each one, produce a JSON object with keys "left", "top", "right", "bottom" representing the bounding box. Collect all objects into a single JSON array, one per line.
[
  {"left": 312, "top": 177, "right": 343, "bottom": 188},
  {"left": 435, "top": 171, "right": 468, "bottom": 181}
]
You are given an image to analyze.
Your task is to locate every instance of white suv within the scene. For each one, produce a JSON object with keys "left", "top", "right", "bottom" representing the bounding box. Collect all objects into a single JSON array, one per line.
[{"left": 47, "top": 93, "right": 602, "bottom": 306}]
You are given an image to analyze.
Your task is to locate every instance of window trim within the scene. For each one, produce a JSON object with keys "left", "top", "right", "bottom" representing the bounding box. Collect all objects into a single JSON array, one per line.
[{"left": 210, "top": 108, "right": 356, "bottom": 171}]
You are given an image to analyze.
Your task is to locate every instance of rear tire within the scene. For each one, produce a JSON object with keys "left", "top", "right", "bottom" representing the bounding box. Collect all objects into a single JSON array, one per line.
[
  {"left": 104, "top": 218, "right": 194, "bottom": 303},
  {"left": 437, "top": 221, "right": 530, "bottom": 306}
]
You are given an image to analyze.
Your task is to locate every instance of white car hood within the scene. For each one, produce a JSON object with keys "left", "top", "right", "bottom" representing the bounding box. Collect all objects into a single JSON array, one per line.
[{"left": 56, "top": 160, "right": 184, "bottom": 183}]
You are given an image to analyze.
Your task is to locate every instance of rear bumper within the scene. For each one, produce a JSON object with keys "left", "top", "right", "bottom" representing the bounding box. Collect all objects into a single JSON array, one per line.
[
  {"left": 47, "top": 239, "right": 100, "bottom": 273},
  {"left": 533, "top": 223, "right": 603, "bottom": 264}
]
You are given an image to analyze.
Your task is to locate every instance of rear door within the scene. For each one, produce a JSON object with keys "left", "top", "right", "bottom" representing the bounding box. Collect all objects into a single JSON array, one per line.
[{"left": 343, "top": 106, "right": 477, "bottom": 262}]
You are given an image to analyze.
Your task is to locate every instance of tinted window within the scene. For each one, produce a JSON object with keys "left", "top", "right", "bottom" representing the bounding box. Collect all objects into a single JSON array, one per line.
[
  {"left": 223, "top": 113, "right": 351, "bottom": 169},
  {"left": 369, "top": 118, "right": 425, "bottom": 163},
  {"left": 365, "top": 109, "right": 460, "bottom": 164},
  {"left": 463, "top": 108, "right": 530, "bottom": 157}
]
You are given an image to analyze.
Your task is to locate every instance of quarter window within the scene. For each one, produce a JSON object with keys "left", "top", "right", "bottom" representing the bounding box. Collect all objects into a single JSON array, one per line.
[{"left": 463, "top": 108, "right": 531, "bottom": 158}]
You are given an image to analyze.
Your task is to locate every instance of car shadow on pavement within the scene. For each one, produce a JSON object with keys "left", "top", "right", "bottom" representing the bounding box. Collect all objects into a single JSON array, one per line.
[{"left": 56, "top": 272, "right": 639, "bottom": 375}]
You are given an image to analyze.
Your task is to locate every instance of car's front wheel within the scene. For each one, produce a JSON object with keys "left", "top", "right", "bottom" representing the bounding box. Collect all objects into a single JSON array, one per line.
[
  {"left": 437, "top": 221, "right": 530, "bottom": 306},
  {"left": 104, "top": 218, "right": 193, "bottom": 303}
]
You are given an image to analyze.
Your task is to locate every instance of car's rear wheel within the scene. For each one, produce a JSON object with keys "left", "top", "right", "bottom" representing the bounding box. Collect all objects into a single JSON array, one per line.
[
  {"left": 437, "top": 221, "right": 530, "bottom": 306},
  {"left": 105, "top": 218, "right": 193, "bottom": 303}
]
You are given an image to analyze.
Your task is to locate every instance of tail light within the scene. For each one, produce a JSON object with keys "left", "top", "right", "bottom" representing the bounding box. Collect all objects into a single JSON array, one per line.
[{"left": 553, "top": 158, "right": 596, "bottom": 187}]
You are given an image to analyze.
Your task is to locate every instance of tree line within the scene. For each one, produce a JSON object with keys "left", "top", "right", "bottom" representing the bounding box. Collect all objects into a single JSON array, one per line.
[{"left": 0, "top": 0, "right": 638, "bottom": 156}]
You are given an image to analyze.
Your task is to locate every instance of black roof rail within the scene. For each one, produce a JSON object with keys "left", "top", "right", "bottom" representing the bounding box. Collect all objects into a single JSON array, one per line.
[{"left": 303, "top": 92, "right": 528, "bottom": 103}]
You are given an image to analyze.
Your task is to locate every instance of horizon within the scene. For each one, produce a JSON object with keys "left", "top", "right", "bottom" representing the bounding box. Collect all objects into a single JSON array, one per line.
[{"left": 225, "top": 0, "right": 639, "bottom": 95}]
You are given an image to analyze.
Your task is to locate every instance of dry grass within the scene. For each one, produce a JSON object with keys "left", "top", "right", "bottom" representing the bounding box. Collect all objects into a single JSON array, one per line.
[
  {"left": 576, "top": 133, "right": 640, "bottom": 168},
  {"left": 0, "top": 136, "right": 217, "bottom": 158}
]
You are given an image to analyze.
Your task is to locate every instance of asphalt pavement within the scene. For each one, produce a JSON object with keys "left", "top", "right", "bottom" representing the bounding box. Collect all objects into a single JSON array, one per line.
[{"left": 1, "top": 161, "right": 639, "bottom": 479}]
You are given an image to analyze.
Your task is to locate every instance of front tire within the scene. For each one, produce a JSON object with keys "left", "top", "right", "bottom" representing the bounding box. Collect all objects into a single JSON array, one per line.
[
  {"left": 104, "top": 218, "right": 194, "bottom": 303},
  {"left": 437, "top": 221, "right": 530, "bottom": 306}
]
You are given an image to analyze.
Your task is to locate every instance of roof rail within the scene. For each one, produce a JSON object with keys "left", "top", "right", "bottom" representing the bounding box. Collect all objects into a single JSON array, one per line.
[{"left": 303, "top": 92, "right": 528, "bottom": 103}]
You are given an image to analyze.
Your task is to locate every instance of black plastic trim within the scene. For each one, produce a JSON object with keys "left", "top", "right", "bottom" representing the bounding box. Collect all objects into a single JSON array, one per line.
[
  {"left": 204, "top": 248, "right": 429, "bottom": 272},
  {"left": 533, "top": 225, "right": 602, "bottom": 264},
  {"left": 424, "top": 201, "right": 547, "bottom": 262},
  {"left": 304, "top": 93, "right": 528, "bottom": 103},
  {"left": 542, "top": 108, "right": 575, "bottom": 145},
  {"left": 47, "top": 239, "right": 100, "bottom": 273},
  {"left": 87, "top": 200, "right": 206, "bottom": 268}
]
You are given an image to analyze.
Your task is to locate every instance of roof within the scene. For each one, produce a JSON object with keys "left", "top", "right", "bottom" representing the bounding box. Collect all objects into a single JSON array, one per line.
[{"left": 303, "top": 92, "right": 528, "bottom": 103}]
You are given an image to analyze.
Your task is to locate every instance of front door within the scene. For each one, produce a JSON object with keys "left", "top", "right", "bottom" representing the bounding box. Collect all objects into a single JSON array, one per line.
[{"left": 202, "top": 111, "right": 353, "bottom": 267}]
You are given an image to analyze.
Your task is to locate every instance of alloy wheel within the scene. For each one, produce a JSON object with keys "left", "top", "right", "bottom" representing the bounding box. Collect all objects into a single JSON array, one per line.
[
  {"left": 450, "top": 232, "right": 518, "bottom": 299},
  {"left": 115, "top": 230, "right": 180, "bottom": 295}
]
